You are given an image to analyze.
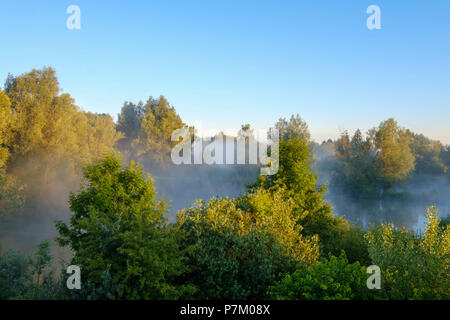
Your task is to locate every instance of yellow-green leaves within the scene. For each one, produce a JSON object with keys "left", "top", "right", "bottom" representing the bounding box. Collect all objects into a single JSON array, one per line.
[
  {"left": 0, "top": 89, "right": 11, "bottom": 168},
  {"left": 374, "top": 118, "right": 415, "bottom": 186},
  {"left": 365, "top": 206, "right": 450, "bottom": 299},
  {"left": 134, "top": 96, "right": 186, "bottom": 167}
]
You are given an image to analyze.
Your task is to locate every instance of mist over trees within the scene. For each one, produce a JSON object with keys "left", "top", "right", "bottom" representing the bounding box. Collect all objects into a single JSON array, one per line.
[
  {"left": 1, "top": 67, "right": 121, "bottom": 205},
  {"left": 327, "top": 118, "right": 449, "bottom": 198},
  {"left": 0, "top": 67, "right": 449, "bottom": 300}
]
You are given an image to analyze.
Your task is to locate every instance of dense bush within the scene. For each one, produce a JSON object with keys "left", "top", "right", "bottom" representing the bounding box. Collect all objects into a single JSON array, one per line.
[
  {"left": 366, "top": 206, "right": 449, "bottom": 299},
  {"left": 0, "top": 241, "right": 66, "bottom": 299},
  {"left": 55, "top": 153, "right": 195, "bottom": 299},
  {"left": 176, "top": 188, "right": 319, "bottom": 299},
  {"left": 269, "top": 253, "right": 371, "bottom": 300}
]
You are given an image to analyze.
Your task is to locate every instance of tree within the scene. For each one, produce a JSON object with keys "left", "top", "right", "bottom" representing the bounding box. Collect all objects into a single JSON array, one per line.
[
  {"left": 251, "top": 137, "right": 350, "bottom": 257},
  {"left": 84, "top": 112, "right": 123, "bottom": 160},
  {"left": 275, "top": 114, "right": 310, "bottom": 142},
  {"left": 373, "top": 118, "right": 415, "bottom": 188},
  {"left": 365, "top": 206, "right": 449, "bottom": 299},
  {"left": 6, "top": 67, "right": 60, "bottom": 157},
  {"left": 0, "top": 241, "right": 66, "bottom": 300},
  {"left": 268, "top": 253, "right": 372, "bottom": 300},
  {"left": 4, "top": 68, "right": 121, "bottom": 197},
  {"left": 440, "top": 146, "right": 450, "bottom": 178},
  {"left": 116, "top": 101, "right": 144, "bottom": 161},
  {"left": 335, "top": 130, "right": 379, "bottom": 196},
  {"left": 0, "top": 89, "right": 24, "bottom": 219},
  {"left": 0, "top": 169, "right": 25, "bottom": 219},
  {"left": 335, "top": 119, "right": 416, "bottom": 195},
  {"left": 407, "top": 131, "right": 446, "bottom": 176},
  {"left": 134, "top": 96, "right": 186, "bottom": 168},
  {"left": 117, "top": 101, "right": 144, "bottom": 141},
  {"left": 0, "top": 89, "right": 12, "bottom": 168},
  {"left": 176, "top": 188, "right": 319, "bottom": 299},
  {"left": 56, "top": 152, "right": 194, "bottom": 299}
]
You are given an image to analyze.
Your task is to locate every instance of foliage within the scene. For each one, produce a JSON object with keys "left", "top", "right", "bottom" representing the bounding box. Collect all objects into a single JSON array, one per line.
[
  {"left": 407, "top": 131, "right": 446, "bottom": 176},
  {"left": 1, "top": 67, "right": 449, "bottom": 301},
  {"left": 439, "top": 215, "right": 450, "bottom": 228},
  {"left": 0, "top": 169, "right": 25, "bottom": 219},
  {"left": 439, "top": 145, "right": 450, "bottom": 179},
  {"left": 251, "top": 137, "right": 355, "bottom": 259},
  {"left": 56, "top": 152, "right": 194, "bottom": 299},
  {"left": 0, "top": 241, "right": 66, "bottom": 300},
  {"left": 117, "top": 101, "right": 144, "bottom": 142},
  {"left": 269, "top": 252, "right": 371, "bottom": 300},
  {"left": 335, "top": 130, "right": 380, "bottom": 196},
  {"left": 134, "top": 96, "right": 186, "bottom": 167},
  {"left": 0, "top": 89, "right": 12, "bottom": 168},
  {"left": 372, "top": 118, "right": 415, "bottom": 189},
  {"left": 365, "top": 206, "right": 449, "bottom": 299},
  {"left": 274, "top": 114, "right": 311, "bottom": 142},
  {"left": 176, "top": 188, "right": 319, "bottom": 299},
  {"left": 3, "top": 68, "right": 121, "bottom": 200},
  {"left": 334, "top": 119, "right": 420, "bottom": 196}
]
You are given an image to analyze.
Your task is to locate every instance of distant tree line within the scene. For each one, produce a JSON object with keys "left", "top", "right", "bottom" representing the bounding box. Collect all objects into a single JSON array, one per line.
[{"left": 313, "top": 118, "right": 450, "bottom": 198}]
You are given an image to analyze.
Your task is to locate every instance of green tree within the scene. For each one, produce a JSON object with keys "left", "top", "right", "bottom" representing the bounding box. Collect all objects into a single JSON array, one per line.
[
  {"left": 0, "top": 241, "right": 66, "bottom": 300},
  {"left": 440, "top": 146, "right": 450, "bottom": 178},
  {"left": 407, "top": 131, "right": 446, "bottom": 176},
  {"left": 251, "top": 137, "right": 351, "bottom": 258},
  {"left": 134, "top": 96, "right": 186, "bottom": 167},
  {"left": 372, "top": 118, "right": 415, "bottom": 189},
  {"left": 366, "top": 206, "right": 449, "bottom": 299},
  {"left": 176, "top": 188, "right": 319, "bottom": 299},
  {"left": 116, "top": 101, "right": 144, "bottom": 161},
  {"left": 0, "top": 89, "right": 12, "bottom": 168},
  {"left": 0, "top": 89, "right": 25, "bottom": 219},
  {"left": 56, "top": 152, "right": 193, "bottom": 299},
  {"left": 275, "top": 114, "right": 310, "bottom": 142},
  {"left": 84, "top": 112, "right": 123, "bottom": 160},
  {"left": 335, "top": 130, "right": 379, "bottom": 196},
  {"left": 4, "top": 68, "right": 121, "bottom": 198},
  {"left": 268, "top": 253, "right": 372, "bottom": 300},
  {"left": 0, "top": 170, "right": 25, "bottom": 219},
  {"left": 117, "top": 101, "right": 144, "bottom": 141}
]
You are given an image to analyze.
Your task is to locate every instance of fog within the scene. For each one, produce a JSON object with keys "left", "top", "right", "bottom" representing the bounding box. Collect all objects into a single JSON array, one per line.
[
  {"left": 0, "top": 156, "right": 258, "bottom": 257},
  {"left": 1, "top": 141, "right": 449, "bottom": 259}
]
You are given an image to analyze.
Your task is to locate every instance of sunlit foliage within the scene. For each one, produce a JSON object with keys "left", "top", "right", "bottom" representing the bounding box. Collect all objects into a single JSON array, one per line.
[
  {"left": 366, "top": 206, "right": 449, "bottom": 299},
  {"left": 268, "top": 253, "right": 371, "bottom": 300},
  {"left": 56, "top": 153, "right": 194, "bottom": 299}
]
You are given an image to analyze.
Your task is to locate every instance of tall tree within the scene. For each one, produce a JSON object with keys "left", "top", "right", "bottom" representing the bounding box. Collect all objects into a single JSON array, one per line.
[
  {"left": 117, "top": 101, "right": 144, "bottom": 142},
  {"left": 366, "top": 206, "right": 449, "bottom": 299},
  {"left": 56, "top": 153, "right": 193, "bottom": 299},
  {"left": 251, "top": 137, "right": 350, "bottom": 257},
  {"left": 407, "top": 130, "right": 446, "bottom": 176},
  {"left": 0, "top": 89, "right": 12, "bottom": 168},
  {"left": 177, "top": 187, "right": 318, "bottom": 299},
  {"left": 275, "top": 114, "right": 311, "bottom": 142},
  {"left": 5, "top": 67, "right": 121, "bottom": 192},
  {"left": 373, "top": 118, "right": 415, "bottom": 188},
  {"left": 134, "top": 96, "right": 186, "bottom": 168}
]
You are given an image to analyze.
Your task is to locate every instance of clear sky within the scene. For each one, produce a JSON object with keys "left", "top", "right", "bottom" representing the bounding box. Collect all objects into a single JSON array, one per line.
[{"left": 1, "top": 0, "right": 449, "bottom": 143}]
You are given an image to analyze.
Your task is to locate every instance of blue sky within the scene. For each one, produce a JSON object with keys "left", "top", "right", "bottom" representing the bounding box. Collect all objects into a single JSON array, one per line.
[{"left": 1, "top": 0, "right": 449, "bottom": 143}]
